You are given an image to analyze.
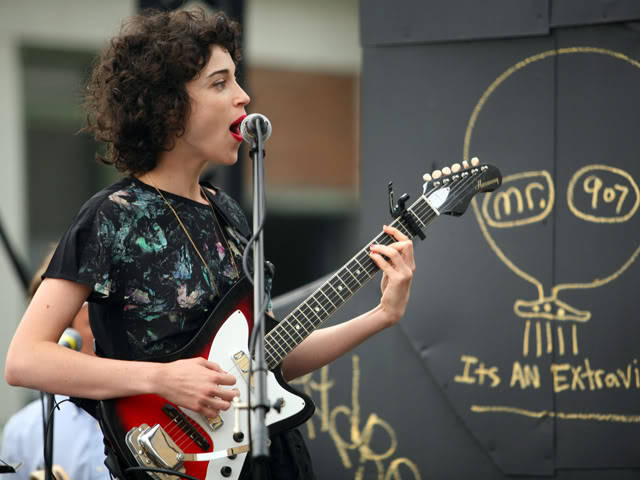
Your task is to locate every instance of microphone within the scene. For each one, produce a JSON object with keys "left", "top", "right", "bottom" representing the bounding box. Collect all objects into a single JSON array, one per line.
[
  {"left": 240, "top": 113, "right": 272, "bottom": 144},
  {"left": 58, "top": 328, "right": 83, "bottom": 352}
]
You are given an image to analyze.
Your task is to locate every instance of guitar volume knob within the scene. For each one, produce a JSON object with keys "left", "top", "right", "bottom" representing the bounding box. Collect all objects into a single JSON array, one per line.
[
  {"left": 233, "top": 431, "right": 244, "bottom": 442},
  {"left": 221, "top": 466, "right": 232, "bottom": 477}
]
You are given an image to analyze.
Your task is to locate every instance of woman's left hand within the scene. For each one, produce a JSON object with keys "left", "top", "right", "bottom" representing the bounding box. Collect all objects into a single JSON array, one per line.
[{"left": 368, "top": 225, "right": 416, "bottom": 327}]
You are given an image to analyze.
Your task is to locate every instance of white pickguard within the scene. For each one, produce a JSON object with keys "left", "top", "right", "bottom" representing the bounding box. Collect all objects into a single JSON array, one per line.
[{"left": 179, "top": 310, "right": 306, "bottom": 480}]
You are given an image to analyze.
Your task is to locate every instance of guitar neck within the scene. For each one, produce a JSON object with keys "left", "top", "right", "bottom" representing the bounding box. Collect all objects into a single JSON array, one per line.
[{"left": 265, "top": 193, "right": 438, "bottom": 369}]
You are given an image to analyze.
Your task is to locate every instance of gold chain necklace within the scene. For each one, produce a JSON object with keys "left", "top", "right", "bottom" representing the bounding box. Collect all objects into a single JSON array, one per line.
[{"left": 150, "top": 181, "right": 240, "bottom": 297}]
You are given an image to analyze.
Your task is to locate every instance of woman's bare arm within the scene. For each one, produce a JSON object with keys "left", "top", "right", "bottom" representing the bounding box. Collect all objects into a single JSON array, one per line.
[{"left": 5, "top": 278, "right": 237, "bottom": 418}]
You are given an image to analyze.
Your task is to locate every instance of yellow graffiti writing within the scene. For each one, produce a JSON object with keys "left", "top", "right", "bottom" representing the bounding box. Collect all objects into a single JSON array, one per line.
[
  {"left": 510, "top": 361, "right": 540, "bottom": 389},
  {"left": 471, "top": 405, "right": 640, "bottom": 423},
  {"left": 454, "top": 354, "right": 640, "bottom": 397},
  {"left": 482, "top": 170, "right": 554, "bottom": 228},
  {"left": 453, "top": 355, "right": 500, "bottom": 387},
  {"left": 291, "top": 356, "right": 421, "bottom": 479},
  {"left": 583, "top": 175, "right": 629, "bottom": 212},
  {"left": 567, "top": 164, "right": 639, "bottom": 223},
  {"left": 549, "top": 358, "right": 640, "bottom": 393}
]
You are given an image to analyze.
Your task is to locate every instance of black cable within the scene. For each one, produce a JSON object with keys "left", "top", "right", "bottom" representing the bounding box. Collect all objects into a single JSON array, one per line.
[
  {"left": 125, "top": 466, "right": 201, "bottom": 480},
  {"left": 241, "top": 219, "right": 272, "bottom": 464},
  {"left": 240, "top": 216, "right": 265, "bottom": 289},
  {"left": 43, "top": 397, "right": 70, "bottom": 480}
]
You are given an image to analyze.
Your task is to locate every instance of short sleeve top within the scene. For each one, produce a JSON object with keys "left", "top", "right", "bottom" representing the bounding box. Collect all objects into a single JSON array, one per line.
[{"left": 44, "top": 177, "right": 251, "bottom": 360}]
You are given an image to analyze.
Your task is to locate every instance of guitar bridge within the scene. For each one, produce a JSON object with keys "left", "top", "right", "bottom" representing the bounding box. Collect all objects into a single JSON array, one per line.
[{"left": 126, "top": 423, "right": 186, "bottom": 480}]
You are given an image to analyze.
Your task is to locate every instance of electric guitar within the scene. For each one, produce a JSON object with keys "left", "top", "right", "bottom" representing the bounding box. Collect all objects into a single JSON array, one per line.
[{"left": 98, "top": 159, "right": 502, "bottom": 480}]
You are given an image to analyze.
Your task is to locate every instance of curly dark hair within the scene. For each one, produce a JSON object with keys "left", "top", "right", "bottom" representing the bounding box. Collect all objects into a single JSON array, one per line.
[{"left": 82, "top": 8, "right": 242, "bottom": 175}]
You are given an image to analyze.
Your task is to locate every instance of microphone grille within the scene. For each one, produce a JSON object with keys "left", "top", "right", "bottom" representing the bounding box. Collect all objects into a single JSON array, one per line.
[{"left": 240, "top": 113, "right": 272, "bottom": 143}]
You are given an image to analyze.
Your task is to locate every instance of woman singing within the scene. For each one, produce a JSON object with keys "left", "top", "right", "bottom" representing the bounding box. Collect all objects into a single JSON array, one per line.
[{"left": 5, "top": 8, "right": 415, "bottom": 479}]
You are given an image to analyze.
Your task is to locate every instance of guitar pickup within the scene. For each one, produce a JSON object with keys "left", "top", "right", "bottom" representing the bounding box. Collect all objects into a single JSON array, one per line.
[
  {"left": 162, "top": 404, "right": 212, "bottom": 450},
  {"left": 232, "top": 351, "right": 250, "bottom": 386}
]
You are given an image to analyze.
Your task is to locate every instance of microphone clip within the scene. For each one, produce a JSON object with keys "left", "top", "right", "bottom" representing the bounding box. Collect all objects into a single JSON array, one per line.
[{"left": 388, "top": 182, "right": 425, "bottom": 240}]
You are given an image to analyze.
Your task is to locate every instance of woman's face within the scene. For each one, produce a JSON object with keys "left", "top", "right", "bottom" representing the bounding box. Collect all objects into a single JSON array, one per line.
[{"left": 180, "top": 45, "right": 250, "bottom": 166}]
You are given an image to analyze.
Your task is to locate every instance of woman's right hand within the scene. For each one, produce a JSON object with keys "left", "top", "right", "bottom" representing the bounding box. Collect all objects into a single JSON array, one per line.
[{"left": 156, "top": 357, "right": 238, "bottom": 418}]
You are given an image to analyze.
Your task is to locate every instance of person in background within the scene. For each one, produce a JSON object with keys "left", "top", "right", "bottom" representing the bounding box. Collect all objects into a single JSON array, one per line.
[
  {"left": 1, "top": 251, "right": 109, "bottom": 480},
  {"left": 5, "top": 8, "right": 415, "bottom": 479}
]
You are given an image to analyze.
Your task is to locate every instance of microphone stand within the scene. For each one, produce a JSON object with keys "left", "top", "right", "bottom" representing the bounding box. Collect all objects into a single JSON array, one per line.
[
  {"left": 43, "top": 393, "right": 55, "bottom": 480},
  {"left": 248, "top": 118, "right": 270, "bottom": 477}
]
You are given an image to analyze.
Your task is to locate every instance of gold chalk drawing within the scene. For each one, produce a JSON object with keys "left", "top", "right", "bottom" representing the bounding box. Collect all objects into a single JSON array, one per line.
[
  {"left": 459, "top": 47, "right": 640, "bottom": 423},
  {"left": 567, "top": 164, "right": 640, "bottom": 223},
  {"left": 463, "top": 46, "right": 640, "bottom": 359},
  {"left": 290, "top": 355, "right": 421, "bottom": 480},
  {"left": 471, "top": 405, "right": 640, "bottom": 423}
]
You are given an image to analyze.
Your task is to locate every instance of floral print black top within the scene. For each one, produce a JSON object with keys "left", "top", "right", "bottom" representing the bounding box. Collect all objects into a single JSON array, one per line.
[{"left": 45, "top": 177, "right": 255, "bottom": 360}]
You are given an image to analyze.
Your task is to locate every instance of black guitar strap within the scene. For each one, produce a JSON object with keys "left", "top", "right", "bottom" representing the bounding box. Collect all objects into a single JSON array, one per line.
[
  {"left": 201, "top": 183, "right": 251, "bottom": 243},
  {"left": 201, "top": 184, "right": 276, "bottom": 280}
]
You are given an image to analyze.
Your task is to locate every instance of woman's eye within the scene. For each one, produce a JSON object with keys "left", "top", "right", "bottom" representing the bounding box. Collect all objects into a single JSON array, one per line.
[{"left": 213, "top": 80, "right": 226, "bottom": 89}]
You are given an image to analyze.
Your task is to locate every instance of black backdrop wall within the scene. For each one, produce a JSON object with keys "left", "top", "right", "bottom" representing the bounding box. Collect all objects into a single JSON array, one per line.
[{"left": 274, "top": 1, "right": 640, "bottom": 478}]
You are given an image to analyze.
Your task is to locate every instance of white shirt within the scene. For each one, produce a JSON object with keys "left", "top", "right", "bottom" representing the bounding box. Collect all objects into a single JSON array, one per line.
[{"left": 0, "top": 396, "right": 109, "bottom": 480}]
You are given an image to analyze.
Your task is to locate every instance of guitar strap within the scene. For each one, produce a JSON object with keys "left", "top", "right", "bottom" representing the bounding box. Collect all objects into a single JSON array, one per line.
[
  {"left": 201, "top": 184, "right": 276, "bottom": 280},
  {"left": 200, "top": 183, "right": 251, "bottom": 241}
]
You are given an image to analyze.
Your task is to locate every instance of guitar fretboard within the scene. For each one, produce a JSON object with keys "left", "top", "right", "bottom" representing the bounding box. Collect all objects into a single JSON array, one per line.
[{"left": 264, "top": 194, "right": 438, "bottom": 369}]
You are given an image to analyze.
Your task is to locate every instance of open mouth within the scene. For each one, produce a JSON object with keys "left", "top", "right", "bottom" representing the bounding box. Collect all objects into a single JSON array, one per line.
[{"left": 229, "top": 115, "right": 246, "bottom": 142}]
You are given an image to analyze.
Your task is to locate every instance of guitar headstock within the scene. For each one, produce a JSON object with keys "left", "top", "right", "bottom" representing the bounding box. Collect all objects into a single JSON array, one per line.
[{"left": 422, "top": 157, "right": 502, "bottom": 216}]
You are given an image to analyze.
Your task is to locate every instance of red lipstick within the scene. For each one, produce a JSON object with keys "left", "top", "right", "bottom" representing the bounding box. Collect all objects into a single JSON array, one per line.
[{"left": 230, "top": 115, "right": 246, "bottom": 142}]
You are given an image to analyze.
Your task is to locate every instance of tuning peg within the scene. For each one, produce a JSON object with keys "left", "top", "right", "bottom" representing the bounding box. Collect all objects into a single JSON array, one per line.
[
  {"left": 462, "top": 160, "right": 470, "bottom": 169},
  {"left": 442, "top": 166, "right": 451, "bottom": 176},
  {"left": 422, "top": 173, "right": 432, "bottom": 182},
  {"left": 432, "top": 169, "right": 442, "bottom": 179},
  {"left": 451, "top": 163, "right": 461, "bottom": 173},
  {"left": 471, "top": 157, "right": 480, "bottom": 166}
]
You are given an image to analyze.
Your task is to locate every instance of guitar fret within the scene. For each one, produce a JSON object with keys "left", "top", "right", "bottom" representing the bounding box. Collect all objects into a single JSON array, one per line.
[
  {"left": 328, "top": 278, "right": 348, "bottom": 301},
  {"left": 414, "top": 197, "right": 435, "bottom": 224},
  {"left": 410, "top": 208, "right": 427, "bottom": 228},
  {"left": 318, "top": 288, "right": 337, "bottom": 310},
  {"left": 342, "top": 264, "right": 362, "bottom": 287},
  {"left": 356, "top": 252, "right": 377, "bottom": 276},
  {"left": 281, "top": 323, "right": 300, "bottom": 345},
  {"left": 272, "top": 327, "right": 293, "bottom": 350},
  {"left": 351, "top": 258, "right": 368, "bottom": 282},
  {"left": 264, "top": 336, "right": 277, "bottom": 354},
  {"left": 394, "top": 221, "right": 411, "bottom": 236},
  {"left": 266, "top": 334, "right": 287, "bottom": 360},
  {"left": 282, "top": 318, "right": 305, "bottom": 343},
  {"left": 266, "top": 350, "right": 278, "bottom": 368},
  {"left": 289, "top": 313, "right": 311, "bottom": 336},
  {"left": 337, "top": 266, "right": 356, "bottom": 285},
  {"left": 300, "top": 303, "right": 322, "bottom": 326},
  {"left": 395, "top": 220, "right": 411, "bottom": 237},
  {"left": 308, "top": 296, "right": 329, "bottom": 318},
  {"left": 296, "top": 307, "right": 317, "bottom": 333},
  {"left": 334, "top": 274, "right": 354, "bottom": 295},
  {"left": 292, "top": 308, "right": 313, "bottom": 328}
]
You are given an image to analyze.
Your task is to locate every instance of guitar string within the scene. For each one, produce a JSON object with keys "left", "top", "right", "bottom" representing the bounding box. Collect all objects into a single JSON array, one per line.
[
  {"left": 265, "top": 168, "right": 484, "bottom": 364},
  {"left": 165, "top": 416, "right": 194, "bottom": 449}
]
